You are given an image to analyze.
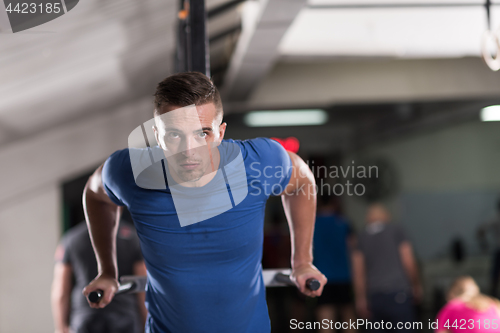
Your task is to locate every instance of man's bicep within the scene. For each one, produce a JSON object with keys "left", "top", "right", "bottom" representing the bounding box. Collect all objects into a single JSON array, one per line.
[
  {"left": 399, "top": 241, "right": 415, "bottom": 265},
  {"left": 54, "top": 262, "right": 73, "bottom": 278},
  {"left": 84, "top": 164, "right": 119, "bottom": 206},
  {"left": 351, "top": 250, "right": 364, "bottom": 265},
  {"left": 280, "top": 151, "right": 314, "bottom": 195},
  {"left": 52, "top": 262, "right": 73, "bottom": 294},
  {"left": 351, "top": 250, "right": 365, "bottom": 280}
]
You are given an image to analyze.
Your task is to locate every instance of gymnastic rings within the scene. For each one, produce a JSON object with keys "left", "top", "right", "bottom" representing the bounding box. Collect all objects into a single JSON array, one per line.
[{"left": 481, "top": 29, "right": 500, "bottom": 71}]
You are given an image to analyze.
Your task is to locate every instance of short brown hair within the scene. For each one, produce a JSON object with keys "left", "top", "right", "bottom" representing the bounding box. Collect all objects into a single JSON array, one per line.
[{"left": 153, "top": 72, "right": 222, "bottom": 118}]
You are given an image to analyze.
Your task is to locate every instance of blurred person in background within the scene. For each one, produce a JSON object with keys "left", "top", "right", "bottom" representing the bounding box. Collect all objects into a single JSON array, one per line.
[
  {"left": 352, "top": 204, "right": 421, "bottom": 332},
  {"left": 51, "top": 220, "right": 147, "bottom": 333},
  {"left": 313, "top": 195, "right": 357, "bottom": 333},
  {"left": 263, "top": 213, "right": 293, "bottom": 333},
  {"left": 435, "top": 276, "right": 500, "bottom": 333},
  {"left": 477, "top": 199, "right": 500, "bottom": 297},
  {"left": 263, "top": 213, "right": 291, "bottom": 270}
]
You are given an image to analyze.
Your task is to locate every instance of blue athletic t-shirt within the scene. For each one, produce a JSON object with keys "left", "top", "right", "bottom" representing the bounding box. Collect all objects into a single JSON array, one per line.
[
  {"left": 101, "top": 138, "right": 292, "bottom": 333},
  {"left": 313, "top": 213, "right": 353, "bottom": 284}
]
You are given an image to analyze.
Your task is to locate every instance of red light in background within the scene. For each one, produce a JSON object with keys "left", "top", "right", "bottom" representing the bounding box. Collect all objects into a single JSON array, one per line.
[{"left": 271, "top": 137, "right": 300, "bottom": 153}]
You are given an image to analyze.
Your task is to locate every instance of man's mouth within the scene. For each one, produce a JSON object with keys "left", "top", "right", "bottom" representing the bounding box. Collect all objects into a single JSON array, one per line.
[{"left": 180, "top": 163, "right": 200, "bottom": 170}]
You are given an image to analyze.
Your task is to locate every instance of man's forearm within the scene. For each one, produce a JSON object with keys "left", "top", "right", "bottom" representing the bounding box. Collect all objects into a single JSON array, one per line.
[
  {"left": 282, "top": 181, "right": 316, "bottom": 268},
  {"left": 405, "top": 263, "right": 421, "bottom": 292},
  {"left": 353, "top": 273, "right": 366, "bottom": 301},
  {"left": 51, "top": 263, "right": 72, "bottom": 332},
  {"left": 351, "top": 252, "right": 366, "bottom": 301},
  {"left": 51, "top": 296, "right": 70, "bottom": 331},
  {"left": 399, "top": 243, "right": 421, "bottom": 290},
  {"left": 279, "top": 152, "right": 327, "bottom": 298},
  {"left": 83, "top": 186, "right": 121, "bottom": 278}
]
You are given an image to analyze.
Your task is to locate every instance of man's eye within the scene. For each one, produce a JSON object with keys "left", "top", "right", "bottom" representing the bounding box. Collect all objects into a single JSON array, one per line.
[
  {"left": 168, "top": 132, "right": 180, "bottom": 138},
  {"left": 198, "top": 132, "right": 208, "bottom": 138}
]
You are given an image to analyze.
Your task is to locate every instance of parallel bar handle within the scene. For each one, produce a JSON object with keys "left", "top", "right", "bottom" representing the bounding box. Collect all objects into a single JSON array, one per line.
[
  {"left": 88, "top": 282, "right": 135, "bottom": 304},
  {"left": 274, "top": 272, "right": 320, "bottom": 291}
]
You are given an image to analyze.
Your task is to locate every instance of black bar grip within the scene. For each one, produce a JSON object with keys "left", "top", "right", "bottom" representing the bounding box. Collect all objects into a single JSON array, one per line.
[
  {"left": 306, "top": 278, "right": 321, "bottom": 291},
  {"left": 274, "top": 273, "right": 320, "bottom": 291},
  {"left": 87, "top": 281, "right": 136, "bottom": 304},
  {"left": 88, "top": 289, "right": 103, "bottom": 303}
]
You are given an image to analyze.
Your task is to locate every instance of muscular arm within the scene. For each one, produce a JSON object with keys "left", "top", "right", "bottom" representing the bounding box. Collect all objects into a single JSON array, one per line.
[
  {"left": 82, "top": 164, "right": 122, "bottom": 307},
  {"left": 399, "top": 241, "right": 422, "bottom": 302},
  {"left": 281, "top": 151, "right": 327, "bottom": 297},
  {"left": 351, "top": 249, "right": 369, "bottom": 316},
  {"left": 351, "top": 250, "right": 365, "bottom": 295},
  {"left": 51, "top": 262, "right": 73, "bottom": 333}
]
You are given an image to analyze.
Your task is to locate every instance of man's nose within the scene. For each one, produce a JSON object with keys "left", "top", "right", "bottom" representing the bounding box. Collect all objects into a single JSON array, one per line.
[{"left": 180, "top": 136, "right": 202, "bottom": 155}]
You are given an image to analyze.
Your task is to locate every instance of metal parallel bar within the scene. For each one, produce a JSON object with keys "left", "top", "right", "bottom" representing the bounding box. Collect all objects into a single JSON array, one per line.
[
  {"left": 189, "top": 0, "right": 210, "bottom": 76},
  {"left": 175, "top": 0, "right": 210, "bottom": 76},
  {"left": 87, "top": 271, "right": 320, "bottom": 303},
  {"left": 175, "top": 0, "right": 189, "bottom": 73}
]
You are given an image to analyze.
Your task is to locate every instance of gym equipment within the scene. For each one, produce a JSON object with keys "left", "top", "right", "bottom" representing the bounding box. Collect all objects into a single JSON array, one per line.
[{"left": 88, "top": 268, "right": 320, "bottom": 303}]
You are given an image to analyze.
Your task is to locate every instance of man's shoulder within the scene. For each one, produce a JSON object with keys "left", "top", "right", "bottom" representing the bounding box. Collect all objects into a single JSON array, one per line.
[
  {"left": 102, "top": 148, "right": 133, "bottom": 176},
  {"left": 107, "top": 148, "right": 131, "bottom": 165},
  {"left": 101, "top": 148, "right": 143, "bottom": 205},
  {"left": 103, "top": 148, "right": 137, "bottom": 179},
  {"left": 224, "top": 137, "right": 281, "bottom": 151},
  {"left": 223, "top": 137, "right": 288, "bottom": 164}
]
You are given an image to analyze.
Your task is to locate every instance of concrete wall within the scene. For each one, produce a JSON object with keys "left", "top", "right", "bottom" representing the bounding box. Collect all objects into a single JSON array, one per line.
[
  {"left": 0, "top": 186, "right": 59, "bottom": 333},
  {"left": 0, "top": 97, "right": 152, "bottom": 333}
]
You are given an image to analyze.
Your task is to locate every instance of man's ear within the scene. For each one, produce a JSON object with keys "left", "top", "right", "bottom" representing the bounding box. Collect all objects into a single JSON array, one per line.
[
  {"left": 218, "top": 122, "right": 227, "bottom": 143},
  {"left": 152, "top": 125, "right": 163, "bottom": 149}
]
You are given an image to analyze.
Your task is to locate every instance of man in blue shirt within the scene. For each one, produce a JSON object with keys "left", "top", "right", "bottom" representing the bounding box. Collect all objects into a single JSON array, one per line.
[
  {"left": 82, "top": 71, "right": 327, "bottom": 333},
  {"left": 313, "top": 195, "right": 356, "bottom": 332}
]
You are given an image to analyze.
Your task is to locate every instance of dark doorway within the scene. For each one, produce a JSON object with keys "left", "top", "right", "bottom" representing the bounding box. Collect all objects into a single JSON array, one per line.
[{"left": 61, "top": 167, "right": 132, "bottom": 233}]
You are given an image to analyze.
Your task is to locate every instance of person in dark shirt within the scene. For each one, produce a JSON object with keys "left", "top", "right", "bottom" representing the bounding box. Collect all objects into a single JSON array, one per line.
[
  {"left": 477, "top": 199, "right": 500, "bottom": 296},
  {"left": 313, "top": 195, "right": 356, "bottom": 332},
  {"left": 51, "top": 221, "right": 147, "bottom": 333},
  {"left": 352, "top": 204, "right": 421, "bottom": 333}
]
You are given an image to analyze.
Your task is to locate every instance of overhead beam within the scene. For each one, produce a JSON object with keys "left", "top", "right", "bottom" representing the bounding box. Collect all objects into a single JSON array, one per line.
[
  {"left": 247, "top": 57, "right": 500, "bottom": 108},
  {"left": 221, "top": 0, "right": 307, "bottom": 102}
]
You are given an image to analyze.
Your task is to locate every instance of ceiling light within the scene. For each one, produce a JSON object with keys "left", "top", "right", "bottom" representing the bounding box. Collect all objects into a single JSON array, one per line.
[
  {"left": 244, "top": 109, "right": 328, "bottom": 127},
  {"left": 480, "top": 105, "right": 500, "bottom": 121}
]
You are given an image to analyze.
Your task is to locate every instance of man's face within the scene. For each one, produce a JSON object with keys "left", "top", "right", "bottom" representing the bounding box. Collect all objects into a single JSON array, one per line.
[
  {"left": 366, "top": 205, "right": 390, "bottom": 224},
  {"left": 153, "top": 103, "right": 226, "bottom": 184}
]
